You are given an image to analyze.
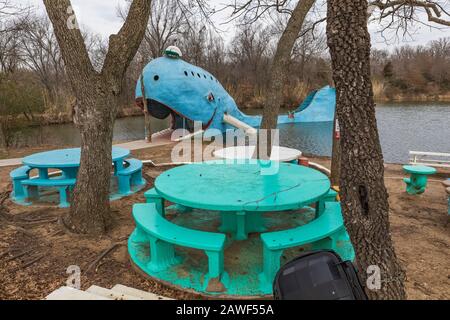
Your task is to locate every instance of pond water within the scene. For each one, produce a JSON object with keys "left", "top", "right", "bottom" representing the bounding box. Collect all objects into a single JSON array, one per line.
[{"left": 9, "top": 102, "right": 450, "bottom": 164}]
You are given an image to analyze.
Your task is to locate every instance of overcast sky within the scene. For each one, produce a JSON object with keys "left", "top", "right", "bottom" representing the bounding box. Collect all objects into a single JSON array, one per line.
[{"left": 13, "top": 0, "right": 450, "bottom": 51}]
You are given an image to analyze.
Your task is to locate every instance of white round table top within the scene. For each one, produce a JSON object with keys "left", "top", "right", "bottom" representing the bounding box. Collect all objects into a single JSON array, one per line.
[{"left": 213, "top": 146, "right": 302, "bottom": 162}]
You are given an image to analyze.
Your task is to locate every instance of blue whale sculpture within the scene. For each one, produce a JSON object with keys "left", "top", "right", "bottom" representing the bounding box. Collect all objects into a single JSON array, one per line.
[{"left": 135, "top": 53, "right": 336, "bottom": 136}]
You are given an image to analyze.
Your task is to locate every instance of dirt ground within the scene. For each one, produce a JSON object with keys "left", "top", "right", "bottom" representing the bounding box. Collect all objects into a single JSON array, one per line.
[{"left": 0, "top": 144, "right": 448, "bottom": 300}]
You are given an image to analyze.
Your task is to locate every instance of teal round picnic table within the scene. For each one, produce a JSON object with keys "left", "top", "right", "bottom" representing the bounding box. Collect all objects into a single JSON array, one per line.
[
  {"left": 23, "top": 147, "right": 130, "bottom": 179},
  {"left": 403, "top": 165, "right": 437, "bottom": 195},
  {"left": 155, "top": 160, "right": 331, "bottom": 240}
]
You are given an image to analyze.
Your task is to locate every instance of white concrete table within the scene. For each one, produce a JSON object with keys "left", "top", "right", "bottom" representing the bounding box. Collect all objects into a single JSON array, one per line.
[{"left": 213, "top": 146, "right": 302, "bottom": 163}]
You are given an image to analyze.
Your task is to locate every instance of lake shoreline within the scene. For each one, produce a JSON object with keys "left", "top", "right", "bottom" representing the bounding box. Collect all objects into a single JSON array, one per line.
[{"left": 7, "top": 98, "right": 450, "bottom": 129}]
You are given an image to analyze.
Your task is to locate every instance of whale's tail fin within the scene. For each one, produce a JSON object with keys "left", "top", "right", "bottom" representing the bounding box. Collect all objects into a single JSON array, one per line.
[{"left": 295, "top": 90, "right": 319, "bottom": 113}]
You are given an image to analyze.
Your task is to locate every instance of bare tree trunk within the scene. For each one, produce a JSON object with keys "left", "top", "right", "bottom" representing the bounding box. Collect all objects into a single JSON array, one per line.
[
  {"left": 259, "top": 0, "right": 315, "bottom": 157},
  {"left": 327, "top": 0, "right": 406, "bottom": 299},
  {"left": 68, "top": 80, "right": 116, "bottom": 233},
  {"left": 44, "top": 0, "right": 151, "bottom": 234},
  {"left": 330, "top": 115, "right": 340, "bottom": 186}
]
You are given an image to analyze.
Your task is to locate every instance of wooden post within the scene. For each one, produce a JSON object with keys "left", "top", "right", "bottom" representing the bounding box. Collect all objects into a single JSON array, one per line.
[
  {"left": 140, "top": 73, "right": 152, "bottom": 143},
  {"left": 330, "top": 115, "right": 341, "bottom": 187}
]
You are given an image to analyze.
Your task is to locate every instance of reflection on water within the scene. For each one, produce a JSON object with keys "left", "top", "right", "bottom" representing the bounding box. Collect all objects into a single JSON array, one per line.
[
  {"left": 279, "top": 122, "right": 333, "bottom": 157},
  {"left": 9, "top": 103, "right": 450, "bottom": 164},
  {"left": 9, "top": 116, "right": 170, "bottom": 148}
]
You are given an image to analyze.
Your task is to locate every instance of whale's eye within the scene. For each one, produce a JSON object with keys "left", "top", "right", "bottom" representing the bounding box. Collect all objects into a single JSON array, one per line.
[
  {"left": 184, "top": 71, "right": 188, "bottom": 76},
  {"left": 154, "top": 75, "right": 159, "bottom": 81}
]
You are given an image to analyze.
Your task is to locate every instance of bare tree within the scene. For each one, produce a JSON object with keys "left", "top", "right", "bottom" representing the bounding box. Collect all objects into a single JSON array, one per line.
[
  {"left": 327, "top": 0, "right": 408, "bottom": 300},
  {"left": 0, "top": 22, "right": 20, "bottom": 74},
  {"left": 43, "top": 0, "right": 151, "bottom": 234},
  {"left": 261, "top": 0, "right": 316, "bottom": 151},
  {"left": 119, "top": 0, "right": 188, "bottom": 60},
  {"left": 18, "top": 14, "right": 65, "bottom": 107}
]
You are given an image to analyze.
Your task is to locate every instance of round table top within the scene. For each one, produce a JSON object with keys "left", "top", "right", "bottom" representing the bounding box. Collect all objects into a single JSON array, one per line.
[
  {"left": 23, "top": 147, "right": 130, "bottom": 168},
  {"left": 403, "top": 165, "right": 437, "bottom": 175},
  {"left": 213, "top": 146, "right": 302, "bottom": 162},
  {"left": 155, "top": 161, "right": 331, "bottom": 212}
]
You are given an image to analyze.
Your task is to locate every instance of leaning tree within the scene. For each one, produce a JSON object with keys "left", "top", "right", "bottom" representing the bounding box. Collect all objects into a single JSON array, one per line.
[{"left": 43, "top": 0, "right": 151, "bottom": 234}]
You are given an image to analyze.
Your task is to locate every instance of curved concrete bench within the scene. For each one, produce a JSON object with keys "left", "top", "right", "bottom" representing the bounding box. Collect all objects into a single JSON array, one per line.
[
  {"left": 260, "top": 202, "right": 350, "bottom": 291},
  {"left": 22, "top": 178, "right": 76, "bottom": 208},
  {"left": 117, "top": 159, "right": 144, "bottom": 194},
  {"left": 132, "top": 203, "right": 226, "bottom": 283},
  {"left": 10, "top": 166, "right": 32, "bottom": 201}
]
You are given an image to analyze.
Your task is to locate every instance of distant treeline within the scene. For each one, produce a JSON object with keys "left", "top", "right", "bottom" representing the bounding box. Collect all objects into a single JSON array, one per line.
[{"left": 1, "top": 4, "right": 449, "bottom": 128}]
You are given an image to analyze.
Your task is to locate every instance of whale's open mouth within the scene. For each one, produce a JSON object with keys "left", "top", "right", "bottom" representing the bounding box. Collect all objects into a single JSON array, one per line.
[{"left": 144, "top": 98, "right": 217, "bottom": 133}]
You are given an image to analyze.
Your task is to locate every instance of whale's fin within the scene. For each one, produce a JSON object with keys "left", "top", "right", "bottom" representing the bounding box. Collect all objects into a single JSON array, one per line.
[{"left": 295, "top": 90, "right": 318, "bottom": 113}]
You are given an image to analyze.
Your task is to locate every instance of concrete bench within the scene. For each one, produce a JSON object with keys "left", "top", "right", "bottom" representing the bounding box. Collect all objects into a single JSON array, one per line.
[
  {"left": 403, "top": 165, "right": 437, "bottom": 195},
  {"left": 259, "top": 202, "right": 351, "bottom": 291},
  {"left": 117, "top": 159, "right": 144, "bottom": 195},
  {"left": 409, "top": 151, "right": 450, "bottom": 169},
  {"left": 22, "top": 178, "right": 76, "bottom": 208},
  {"left": 132, "top": 203, "right": 226, "bottom": 284},
  {"left": 10, "top": 166, "right": 32, "bottom": 201}
]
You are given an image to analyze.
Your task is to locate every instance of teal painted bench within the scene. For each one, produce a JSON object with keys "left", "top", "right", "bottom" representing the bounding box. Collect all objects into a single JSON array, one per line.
[
  {"left": 117, "top": 159, "right": 144, "bottom": 195},
  {"left": 132, "top": 203, "right": 226, "bottom": 282},
  {"left": 260, "top": 202, "right": 349, "bottom": 291},
  {"left": 10, "top": 166, "right": 32, "bottom": 201},
  {"left": 22, "top": 178, "right": 76, "bottom": 208},
  {"left": 403, "top": 165, "right": 436, "bottom": 195}
]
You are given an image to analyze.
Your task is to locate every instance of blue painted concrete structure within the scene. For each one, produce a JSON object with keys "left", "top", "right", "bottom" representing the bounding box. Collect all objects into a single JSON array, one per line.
[{"left": 135, "top": 55, "right": 336, "bottom": 136}]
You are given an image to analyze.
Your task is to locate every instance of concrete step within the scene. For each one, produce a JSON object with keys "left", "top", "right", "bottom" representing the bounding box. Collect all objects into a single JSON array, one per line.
[
  {"left": 86, "top": 285, "right": 143, "bottom": 300},
  {"left": 46, "top": 286, "right": 111, "bottom": 300},
  {"left": 111, "top": 284, "right": 172, "bottom": 300}
]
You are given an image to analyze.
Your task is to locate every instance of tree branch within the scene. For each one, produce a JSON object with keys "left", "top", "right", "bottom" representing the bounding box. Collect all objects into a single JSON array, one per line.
[
  {"left": 371, "top": 0, "right": 450, "bottom": 26},
  {"left": 102, "top": 0, "right": 151, "bottom": 84},
  {"left": 43, "top": 0, "right": 95, "bottom": 92}
]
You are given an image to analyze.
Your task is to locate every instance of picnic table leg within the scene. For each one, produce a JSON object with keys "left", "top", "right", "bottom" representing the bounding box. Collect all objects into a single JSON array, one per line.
[
  {"left": 219, "top": 212, "right": 236, "bottom": 233},
  {"left": 147, "top": 236, "right": 179, "bottom": 272},
  {"left": 38, "top": 168, "right": 48, "bottom": 179},
  {"left": 205, "top": 250, "right": 224, "bottom": 280},
  {"left": 246, "top": 212, "right": 267, "bottom": 233},
  {"left": 114, "top": 160, "right": 125, "bottom": 176},
  {"left": 115, "top": 160, "right": 133, "bottom": 195},
  {"left": 58, "top": 187, "right": 70, "bottom": 208},
  {"left": 235, "top": 211, "right": 248, "bottom": 241},
  {"left": 259, "top": 244, "right": 283, "bottom": 294},
  {"left": 315, "top": 201, "right": 325, "bottom": 218}
]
